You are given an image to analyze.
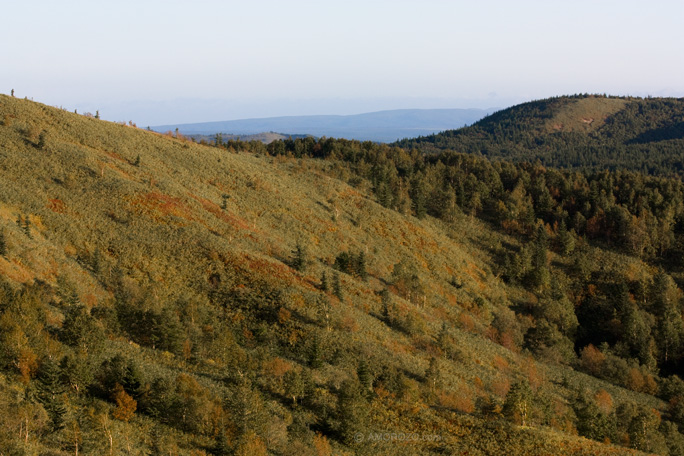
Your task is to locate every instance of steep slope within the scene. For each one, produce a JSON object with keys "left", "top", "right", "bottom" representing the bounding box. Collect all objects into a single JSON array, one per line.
[
  {"left": 396, "top": 95, "right": 684, "bottom": 176},
  {"left": 0, "top": 95, "right": 661, "bottom": 455}
]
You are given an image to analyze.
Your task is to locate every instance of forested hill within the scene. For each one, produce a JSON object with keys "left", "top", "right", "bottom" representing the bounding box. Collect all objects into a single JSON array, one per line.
[
  {"left": 395, "top": 95, "right": 684, "bottom": 176},
  {"left": 1, "top": 93, "right": 683, "bottom": 455}
]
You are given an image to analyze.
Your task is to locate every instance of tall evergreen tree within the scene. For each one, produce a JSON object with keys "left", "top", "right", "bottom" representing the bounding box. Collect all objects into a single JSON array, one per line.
[
  {"left": 529, "top": 223, "right": 550, "bottom": 290},
  {"left": 36, "top": 358, "right": 67, "bottom": 431},
  {"left": 357, "top": 359, "right": 373, "bottom": 395},
  {"left": 337, "top": 378, "right": 370, "bottom": 445},
  {"left": 409, "top": 173, "right": 428, "bottom": 219},
  {"left": 652, "top": 272, "right": 684, "bottom": 365},
  {"left": 320, "top": 271, "right": 329, "bottom": 292},
  {"left": 424, "top": 357, "right": 442, "bottom": 392},
  {"left": 333, "top": 273, "right": 343, "bottom": 301},
  {"left": 503, "top": 380, "right": 532, "bottom": 427},
  {"left": 354, "top": 250, "right": 368, "bottom": 281},
  {"left": 290, "top": 242, "right": 307, "bottom": 272}
]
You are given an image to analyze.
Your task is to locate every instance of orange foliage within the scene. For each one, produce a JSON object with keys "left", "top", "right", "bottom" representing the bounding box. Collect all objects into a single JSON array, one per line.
[
  {"left": 473, "top": 376, "right": 484, "bottom": 391},
  {"left": 266, "top": 357, "right": 292, "bottom": 379},
  {"left": 287, "top": 329, "right": 301, "bottom": 346},
  {"left": 338, "top": 313, "right": 359, "bottom": 333},
  {"left": 129, "top": 192, "right": 194, "bottom": 222},
  {"left": 586, "top": 284, "right": 598, "bottom": 297},
  {"left": 594, "top": 389, "right": 613, "bottom": 414},
  {"left": 193, "top": 195, "right": 252, "bottom": 231},
  {"left": 484, "top": 326, "right": 498, "bottom": 342},
  {"left": 492, "top": 355, "right": 509, "bottom": 372},
  {"left": 313, "top": 432, "right": 332, "bottom": 456},
  {"left": 277, "top": 307, "right": 291, "bottom": 325},
  {"left": 499, "top": 331, "right": 519, "bottom": 352},
  {"left": 235, "top": 430, "right": 267, "bottom": 456},
  {"left": 585, "top": 209, "right": 606, "bottom": 239},
  {"left": 83, "top": 293, "right": 97, "bottom": 307},
  {"left": 183, "top": 339, "right": 193, "bottom": 361},
  {"left": 643, "top": 373, "right": 658, "bottom": 395},
  {"left": 458, "top": 312, "right": 475, "bottom": 332},
  {"left": 438, "top": 390, "right": 475, "bottom": 413},
  {"left": 579, "top": 344, "right": 605, "bottom": 376},
  {"left": 491, "top": 377, "right": 511, "bottom": 398},
  {"left": 17, "top": 347, "right": 38, "bottom": 384},
  {"left": 47, "top": 198, "right": 67, "bottom": 214},
  {"left": 112, "top": 384, "right": 137, "bottom": 422},
  {"left": 625, "top": 368, "right": 645, "bottom": 393}
]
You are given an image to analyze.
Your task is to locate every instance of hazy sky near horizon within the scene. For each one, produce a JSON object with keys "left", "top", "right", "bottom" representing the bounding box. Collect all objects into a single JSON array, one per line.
[{"left": 3, "top": 0, "right": 683, "bottom": 125}]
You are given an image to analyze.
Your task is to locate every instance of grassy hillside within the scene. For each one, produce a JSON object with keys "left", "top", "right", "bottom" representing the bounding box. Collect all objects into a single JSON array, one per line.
[
  {"left": 0, "top": 94, "right": 674, "bottom": 455},
  {"left": 396, "top": 95, "right": 684, "bottom": 176}
]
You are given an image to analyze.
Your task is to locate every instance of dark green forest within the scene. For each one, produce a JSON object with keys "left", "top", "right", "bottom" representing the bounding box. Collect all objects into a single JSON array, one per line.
[{"left": 396, "top": 95, "right": 684, "bottom": 177}]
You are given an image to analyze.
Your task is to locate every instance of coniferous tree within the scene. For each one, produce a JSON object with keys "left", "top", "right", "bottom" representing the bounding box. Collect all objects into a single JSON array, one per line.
[
  {"left": 36, "top": 358, "right": 67, "bottom": 431},
  {"left": 437, "top": 322, "right": 451, "bottom": 357},
  {"left": 424, "top": 357, "right": 442, "bottom": 392},
  {"left": 529, "top": 223, "right": 550, "bottom": 290},
  {"left": 60, "top": 353, "right": 95, "bottom": 395},
  {"left": 503, "top": 380, "right": 532, "bottom": 427},
  {"left": 337, "top": 378, "right": 370, "bottom": 445},
  {"left": 0, "top": 230, "right": 6, "bottom": 256},
  {"left": 36, "top": 131, "right": 47, "bottom": 149},
  {"left": 333, "top": 273, "right": 343, "bottom": 301},
  {"left": 357, "top": 359, "right": 373, "bottom": 395},
  {"left": 214, "top": 429, "right": 231, "bottom": 456},
  {"left": 316, "top": 295, "right": 331, "bottom": 331},
  {"left": 627, "top": 406, "right": 668, "bottom": 454},
  {"left": 228, "top": 378, "right": 268, "bottom": 440},
  {"left": 572, "top": 390, "right": 616, "bottom": 441},
  {"left": 652, "top": 272, "right": 684, "bottom": 365},
  {"left": 290, "top": 242, "right": 307, "bottom": 272},
  {"left": 409, "top": 173, "right": 428, "bottom": 219},
  {"left": 557, "top": 220, "right": 576, "bottom": 256},
  {"left": 355, "top": 250, "right": 368, "bottom": 281},
  {"left": 91, "top": 247, "right": 103, "bottom": 275},
  {"left": 21, "top": 216, "right": 31, "bottom": 239},
  {"left": 320, "top": 271, "right": 329, "bottom": 292},
  {"left": 379, "top": 288, "right": 394, "bottom": 325},
  {"left": 284, "top": 369, "right": 306, "bottom": 405},
  {"left": 308, "top": 335, "right": 324, "bottom": 368}
]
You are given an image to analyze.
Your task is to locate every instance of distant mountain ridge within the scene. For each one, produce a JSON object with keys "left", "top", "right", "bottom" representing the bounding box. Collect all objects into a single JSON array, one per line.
[{"left": 151, "top": 108, "right": 494, "bottom": 142}]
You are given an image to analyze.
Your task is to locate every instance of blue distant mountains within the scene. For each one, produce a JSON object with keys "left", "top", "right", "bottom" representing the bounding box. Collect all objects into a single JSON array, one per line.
[{"left": 151, "top": 108, "right": 495, "bottom": 143}]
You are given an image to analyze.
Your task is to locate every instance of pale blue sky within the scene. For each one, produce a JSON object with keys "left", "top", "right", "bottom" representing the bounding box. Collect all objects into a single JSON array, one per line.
[{"left": 3, "top": 0, "right": 683, "bottom": 125}]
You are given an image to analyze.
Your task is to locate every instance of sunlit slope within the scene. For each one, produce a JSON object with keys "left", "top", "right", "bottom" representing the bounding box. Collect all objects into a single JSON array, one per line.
[{"left": 0, "top": 94, "right": 657, "bottom": 455}]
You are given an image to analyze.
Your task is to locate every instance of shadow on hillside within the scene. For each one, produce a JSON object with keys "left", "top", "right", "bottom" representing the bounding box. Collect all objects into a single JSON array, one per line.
[{"left": 628, "top": 122, "right": 684, "bottom": 144}]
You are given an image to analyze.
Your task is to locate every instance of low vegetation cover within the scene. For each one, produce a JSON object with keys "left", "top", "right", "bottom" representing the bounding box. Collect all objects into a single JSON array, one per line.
[{"left": 1, "top": 94, "right": 684, "bottom": 455}]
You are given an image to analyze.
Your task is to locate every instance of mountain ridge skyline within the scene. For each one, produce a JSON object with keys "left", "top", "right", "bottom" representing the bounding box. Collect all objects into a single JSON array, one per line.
[{"left": 151, "top": 107, "right": 496, "bottom": 142}]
